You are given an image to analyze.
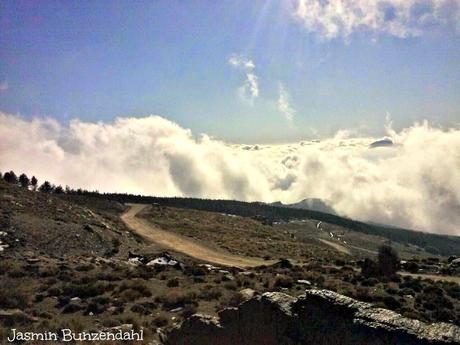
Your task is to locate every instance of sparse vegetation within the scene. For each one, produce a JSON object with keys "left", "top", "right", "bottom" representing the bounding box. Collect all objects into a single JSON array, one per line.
[{"left": 0, "top": 173, "right": 459, "bottom": 345}]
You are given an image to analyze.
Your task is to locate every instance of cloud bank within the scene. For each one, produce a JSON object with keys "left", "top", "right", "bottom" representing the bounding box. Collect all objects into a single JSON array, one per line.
[
  {"left": 293, "top": 0, "right": 460, "bottom": 39},
  {"left": 1, "top": 112, "right": 459, "bottom": 235},
  {"left": 228, "top": 55, "right": 259, "bottom": 103}
]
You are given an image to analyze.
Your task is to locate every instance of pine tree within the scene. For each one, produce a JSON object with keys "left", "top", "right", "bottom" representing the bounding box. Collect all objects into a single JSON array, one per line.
[
  {"left": 54, "top": 185, "right": 64, "bottom": 194},
  {"left": 30, "top": 176, "right": 38, "bottom": 190},
  {"left": 3, "top": 171, "right": 18, "bottom": 184},
  {"left": 38, "top": 181, "right": 53, "bottom": 193},
  {"left": 19, "top": 173, "right": 30, "bottom": 188}
]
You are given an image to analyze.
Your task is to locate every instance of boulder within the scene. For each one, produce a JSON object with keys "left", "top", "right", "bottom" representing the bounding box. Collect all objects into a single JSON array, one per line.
[
  {"left": 163, "top": 289, "right": 460, "bottom": 345},
  {"left": 239, "top": 288, "right": 257, "bottom": 300}
]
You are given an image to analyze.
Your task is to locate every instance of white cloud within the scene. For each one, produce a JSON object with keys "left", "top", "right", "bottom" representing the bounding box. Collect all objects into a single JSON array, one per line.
[
  {"left": 278, "top": 83, "right": 295, "bottom": 122},
  {"left": 293, "top": 0, "right": 460, "bottom": 39},
  {"left": 1, "top": 112, "right": 460, "bottom": 235},
  {"left": 0, "top": 81, "right": 8, "bottom": 92},
  {"left": 228, "top": 55, "right": 259, "bottom": 103}
]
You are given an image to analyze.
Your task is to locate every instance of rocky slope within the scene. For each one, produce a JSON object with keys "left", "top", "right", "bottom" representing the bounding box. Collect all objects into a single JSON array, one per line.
[
  {"left": 163, "top": 289, "right": 460, "bottom": 345},
  {"left": 0, "top": 180, "right": 139, "bottom": 258}
]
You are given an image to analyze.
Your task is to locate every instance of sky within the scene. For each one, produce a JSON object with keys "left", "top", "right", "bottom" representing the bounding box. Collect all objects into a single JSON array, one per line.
[
  {"left": 1, "top": 1, "right": 460, "bottom": 234},
  {"left": 0, "top": 0, "right": 459, "bottom": 142}
]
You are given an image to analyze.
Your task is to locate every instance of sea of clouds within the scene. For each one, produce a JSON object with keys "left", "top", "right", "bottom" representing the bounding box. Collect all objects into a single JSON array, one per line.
[{"left": 1, "top": 112, "right": 459, "bottom": 235}]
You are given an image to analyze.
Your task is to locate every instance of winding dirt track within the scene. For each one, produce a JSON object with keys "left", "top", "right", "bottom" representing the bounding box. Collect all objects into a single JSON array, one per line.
[
  {"left": 318, "top": 238, "right": 351, "bottom": 255},
  {"left": 121, "top": 204, "right": 269, "bottom": 268}
]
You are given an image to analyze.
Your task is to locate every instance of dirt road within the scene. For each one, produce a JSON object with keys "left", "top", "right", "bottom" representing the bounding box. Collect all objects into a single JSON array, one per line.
[
  {"left": 319, "top": 238, "right": 351, "bottom": 255},
  {"left": 121, "top": 204, "right": 270, "bottom": 268}
]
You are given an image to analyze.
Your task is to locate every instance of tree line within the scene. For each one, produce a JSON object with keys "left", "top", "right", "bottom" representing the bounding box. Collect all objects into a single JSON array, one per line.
[{"left": 0, "top": 170, "right": 94, "bottom": 195}]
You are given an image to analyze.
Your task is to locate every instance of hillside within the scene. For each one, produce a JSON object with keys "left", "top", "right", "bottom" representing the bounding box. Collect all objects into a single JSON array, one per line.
[
  {"left": 0, "top": 180, "right": 141, "bottom": 258},
  {"left": 101, "top": 194, "right": 460, "bottom": 256},
  {"left": 1, "top": 178, "right": 460, "bottom": 344}
]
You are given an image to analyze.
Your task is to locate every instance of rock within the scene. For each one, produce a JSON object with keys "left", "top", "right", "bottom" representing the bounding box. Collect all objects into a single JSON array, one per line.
[
  {"left": 0, "top": 309, "right": 38, "bottom": 323},
  {"left": 146, "top": 252, "right": 183, "bottom": 269},
  {"left": 199, "top": 263, "right": 220, "bottom": 271},
  {"left": 170, "top": 307, "right": 184, "bottom": 313},
  {"left": 110, "top": 323, "right": 133, "bottom": 332},
  {"left": 449, "top": 258, "right": 460, "bottom": 268},
  {"left": 84, "top": 224, "right": 94, "bottom": 233},
  {"left": 239, "top": 288, "right": 256, "bottom": 300},
  {"left": 128, "top": 257, "right": 143, "bottom": 265},
  {"left": 163, "top": 289, "right": 460, "bottom": 345},
  {"left": 128, "top": 251, "right": 148, "bottom": 264},
  {"left": 238, "top": 271, "right": 254, "bottom": 276},
  {"left": 222, "top": 274, "right": 235, "bottom": 281},
  {"left": 296, "top": 279, "right": 312, "bottom": 286}
]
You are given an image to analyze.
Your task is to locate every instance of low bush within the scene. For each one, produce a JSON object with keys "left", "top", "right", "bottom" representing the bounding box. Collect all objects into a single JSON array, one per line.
[
  {"left": 160, "top": 289, "right": 197, "bottom": 309},
  {"left": 273, "top": 275, "right": 293, "bottom": 289},
  {"left": 199, "top": 286, "right": 222, "bottom": 301},
  {"left": 167, "top": 278, "right": 179, "bottom": 287}
]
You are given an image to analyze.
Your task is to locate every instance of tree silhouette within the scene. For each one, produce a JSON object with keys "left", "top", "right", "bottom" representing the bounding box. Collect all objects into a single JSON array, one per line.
[
  {"left": 54, "top": 185, "right": 64, "bottom": 194},
  {"left": 3, "top": 171, "right": 18, "bottom": 184},
  {"left": 31, "top": 176, "right": 38, "bottom": 190},
  {"left": 377, "top": 244, "right": 400, "bottom": 277},
  {"left": 19, "top": 173, "right": 30, "bottom": 188},
  {"left": 38, "top": 181, "right": 53, "bottom": 193}
]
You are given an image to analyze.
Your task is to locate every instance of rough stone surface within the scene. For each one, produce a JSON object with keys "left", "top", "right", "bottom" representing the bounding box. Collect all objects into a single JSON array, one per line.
[{"left": 163, "top": 289, "right": 460, "bottom": 345}]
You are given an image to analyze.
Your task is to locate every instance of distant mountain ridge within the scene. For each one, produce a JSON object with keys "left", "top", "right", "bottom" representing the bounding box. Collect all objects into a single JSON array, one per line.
[{"left": 270, "top": 198, "right": 337, "bottom": 215}]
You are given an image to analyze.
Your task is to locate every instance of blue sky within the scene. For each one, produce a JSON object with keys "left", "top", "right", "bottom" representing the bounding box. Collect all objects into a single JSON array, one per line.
[{"left": 1, "top": 0, "right": 459, "bottom": 143}]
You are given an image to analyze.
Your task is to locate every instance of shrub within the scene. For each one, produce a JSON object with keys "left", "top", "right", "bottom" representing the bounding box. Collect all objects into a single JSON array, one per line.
[
  {"left": 361, "top": 246, "right": 400, "bottom": 278},
  {"left": 361, "top": 258, "right": 379, "bottom": 277},
  {"left": 223, "top": 281, "right": 238, "bottom": 290},
  {"left": 62, "top": 282, "right": 106, "bottom": 298},
  {"left": 383, "top": 296, "right": 401, "bottom": 310},
  {"left": 199, "top": 286, "right": 222, "bottom": 301},
  {"left": 160, "top": 289, "right": 197, "bottom": 309},
  {"left": 120, "top": 289, "right": 143, "bottom": 302},
  {"left": 273, "top": 275, "right": 293, "bottom": 289},
  {"left": 361, "top": 278, "right": 379, "bottom": 287},
  {"left": 181, "top": 305, "right": 197, "bottom": 318},
  {"left": 85, "top": 302, "right": 106, "bottom": 315},
  {"left": 167, "top": 278, "right": 179, "bottom": 287},
  {"left": 219, "top": 292, "right": 246, "bottom": 309},
  {"left": 62, "top": 303, "right": 83, "bottom": 314},
  {"left": 0, "top": 281, "right": 29, "bottom": 309},
  {"left": 117, "top": 279, "right": 151, "bottom": 297},
  {"left": 189, "top": 266, "right": 207, "bottom": 276},
  {"left": 152, "top": 315, "right": 169, "bottom": 328}
]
